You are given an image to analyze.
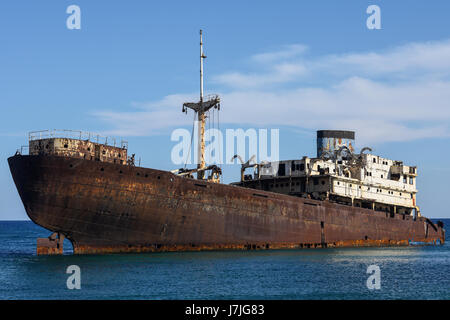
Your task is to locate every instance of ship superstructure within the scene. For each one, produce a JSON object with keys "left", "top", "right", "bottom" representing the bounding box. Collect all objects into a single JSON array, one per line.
[
  {"left": 27, "top": 130, "right": 129, "bottom": 164},
  {"left": 233, "top": 130, "right": 420, "bottom": 218}
]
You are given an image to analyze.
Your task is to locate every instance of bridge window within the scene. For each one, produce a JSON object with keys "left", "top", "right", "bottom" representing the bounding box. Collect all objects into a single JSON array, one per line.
[{"left": 277, "top": 163, "right": 285, "bottom": 176}]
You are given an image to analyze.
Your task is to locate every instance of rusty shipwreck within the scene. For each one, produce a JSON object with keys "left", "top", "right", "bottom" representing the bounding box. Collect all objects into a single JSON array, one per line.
[{"left": 8, "top": 31, "right": 445, "bottom": 254}]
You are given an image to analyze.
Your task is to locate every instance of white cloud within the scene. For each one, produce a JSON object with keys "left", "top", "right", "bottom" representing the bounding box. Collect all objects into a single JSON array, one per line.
[
  {"left": 93, "top": 39, "right": 450, "bottom": 144},
  {"left": 326, "top": 40, "right": 450, "bottom": 76},
  {"left": 213, "top": 62, "right": 308, "bottom": 89},
  {"left": 216, "top": 77, "right": 450, "bottom": 143},
  {"left": 251, "top": 44, "right": 308, "bottom": 63},
  {"left": 213, "top": 44, "right": 309, "bottom": 88},
  {"left": 94, "top": 93, "right": 197, "bottom": 136}
]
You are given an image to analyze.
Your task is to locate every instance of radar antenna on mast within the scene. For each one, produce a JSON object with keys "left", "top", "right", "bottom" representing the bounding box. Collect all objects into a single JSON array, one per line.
[{"left": 181, "top": 30, "right": 221, "bottom": 181}]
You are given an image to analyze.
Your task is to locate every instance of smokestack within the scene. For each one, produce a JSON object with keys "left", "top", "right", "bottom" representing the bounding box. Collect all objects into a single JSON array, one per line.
[{"left": 316, "top": 130, "right": 355, "bottom": 158}]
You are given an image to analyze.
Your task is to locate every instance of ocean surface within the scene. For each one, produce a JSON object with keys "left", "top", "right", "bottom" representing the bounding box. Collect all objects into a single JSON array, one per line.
[{"left": 0, "top": 220, "right": 448, "bottom": 300}]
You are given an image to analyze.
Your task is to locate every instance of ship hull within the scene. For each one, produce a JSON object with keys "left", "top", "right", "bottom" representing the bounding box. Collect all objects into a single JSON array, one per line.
[{"left": 8, "top": 155, "right": 445, "bottom": 254}]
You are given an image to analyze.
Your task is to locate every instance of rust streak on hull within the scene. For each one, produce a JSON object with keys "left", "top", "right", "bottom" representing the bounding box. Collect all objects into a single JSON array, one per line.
[{"left": 73, "top": 239, "right": 429, "bottom": 255}]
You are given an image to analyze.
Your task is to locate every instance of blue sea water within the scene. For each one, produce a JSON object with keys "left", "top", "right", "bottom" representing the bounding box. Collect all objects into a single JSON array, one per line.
[{"left": 0, "top": 220, "right": 448, "bottom": 300}]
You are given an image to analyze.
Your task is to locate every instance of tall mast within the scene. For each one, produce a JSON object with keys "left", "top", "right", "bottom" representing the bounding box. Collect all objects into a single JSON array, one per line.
[
  {"left": 182, "top": 30, "right": 220, "bottom": 180},
  {"left": 200, "top": 29, "right": 204, "bottom": 103},
  {"left": 198, "top": 30, "right": 206, "bottom": 178}
]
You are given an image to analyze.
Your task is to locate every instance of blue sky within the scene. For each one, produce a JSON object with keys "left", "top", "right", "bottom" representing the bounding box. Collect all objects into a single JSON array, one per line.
[{"left": 1, "top": 0, "right": 450, "bottom": 219}]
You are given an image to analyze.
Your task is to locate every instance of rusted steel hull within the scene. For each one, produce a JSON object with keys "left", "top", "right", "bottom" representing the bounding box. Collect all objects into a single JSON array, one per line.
[{"left": 8, "top": 155, "right": 445, "bottom": 255}]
